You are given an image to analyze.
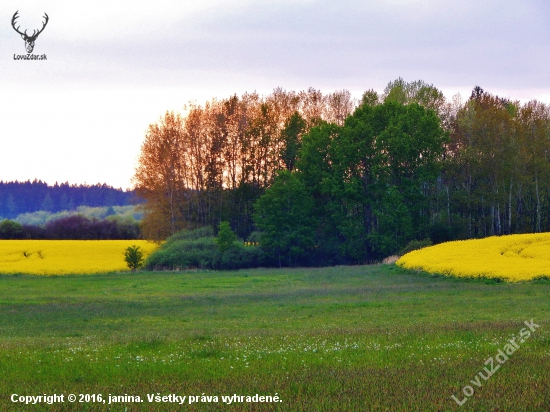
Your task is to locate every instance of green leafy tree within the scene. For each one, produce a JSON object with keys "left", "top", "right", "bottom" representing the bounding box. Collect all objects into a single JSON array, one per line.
[
  {"left": 300, "top": 100, "right": 447, "bottom": 262},
  {"left": 383, "top": 78, "right": 445, "bottom": 111},
  {"left": 369, "top": 187, "right": 413, "bottom": 256},
  {"left": 253, "top": 170, "right": 316, "bottom": 267},
  {"left": 361, "top": 89, "right": 379, "bottom": 107},
  {"left": 280, "top": 111, "right": 306, "bottom": 171},
  {"left": 0, "top": 220, "right": 23, "bottom": 239},
  {"left": 216, "top": 221, "right": 237, "bottom": 252},
  {"left": 124, "top": 245, "right": 144, "bottom": 272},
  {"left": 336, "top": 101, "right": 446, "bottom": 259}
]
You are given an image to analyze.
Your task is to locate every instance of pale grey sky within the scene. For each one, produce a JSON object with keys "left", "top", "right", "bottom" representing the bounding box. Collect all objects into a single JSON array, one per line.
[{"left": 1, "top": 0, "right": 549, "bottom": 189}]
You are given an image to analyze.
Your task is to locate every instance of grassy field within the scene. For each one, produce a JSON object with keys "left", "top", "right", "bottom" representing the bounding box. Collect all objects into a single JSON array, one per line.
[{"left": 0, "top": 265, "right": 549, "bottom": 411}]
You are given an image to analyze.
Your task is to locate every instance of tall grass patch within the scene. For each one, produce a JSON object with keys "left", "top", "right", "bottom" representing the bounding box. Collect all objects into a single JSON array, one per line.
[{"left": 0, "top": 265, "right": 548, "bottom": 410}]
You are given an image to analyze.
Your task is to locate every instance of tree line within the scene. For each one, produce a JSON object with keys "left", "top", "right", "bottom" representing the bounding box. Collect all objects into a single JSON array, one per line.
[
  {"left": 134, "top": 80, "right": 550, "bottom": 265},
  {"left": 134, "top": 88, "right": 355, "bottom": 241},
  {"left": 443, "top": 86, "right": 550, "bottom": 238},
  {"left": 0, "top": 180, "right": 136, "bottom": 219},
  {"left": 0, "top": 214, "right": 140, "bottom": 240}
]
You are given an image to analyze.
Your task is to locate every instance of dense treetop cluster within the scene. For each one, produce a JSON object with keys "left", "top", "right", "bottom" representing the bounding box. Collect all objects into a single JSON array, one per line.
[{"left": 135, "top": 79, "right": 550, "bottom": 266}]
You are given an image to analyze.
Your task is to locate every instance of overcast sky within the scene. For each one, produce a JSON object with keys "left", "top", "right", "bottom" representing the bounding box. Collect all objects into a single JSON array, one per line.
[{"left": 1, "top": 0, "right": 549, "bottom": 189}]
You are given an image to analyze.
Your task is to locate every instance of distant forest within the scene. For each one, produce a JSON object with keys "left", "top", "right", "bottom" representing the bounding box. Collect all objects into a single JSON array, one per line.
[{"left": 0, "top": 180, "right": 136, "bottom": 219}]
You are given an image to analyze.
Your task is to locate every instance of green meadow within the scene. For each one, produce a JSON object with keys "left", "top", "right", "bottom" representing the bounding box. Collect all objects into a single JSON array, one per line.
[{"left": 0, "top": 265, "right": 549, "bottom": 411}]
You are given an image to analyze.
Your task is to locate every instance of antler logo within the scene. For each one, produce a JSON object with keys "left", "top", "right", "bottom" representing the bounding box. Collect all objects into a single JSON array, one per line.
[{"left": 11, "top": 11, "right": 49, "bottom": 54}]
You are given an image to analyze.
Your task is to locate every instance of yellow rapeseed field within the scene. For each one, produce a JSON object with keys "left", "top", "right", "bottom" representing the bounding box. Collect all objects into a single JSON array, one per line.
[
  {"left": 0, "top": 240, "right": 158, "bottom": 275},
  {"left": 396, "top": 233, "right": 550, "bottom": 282}
]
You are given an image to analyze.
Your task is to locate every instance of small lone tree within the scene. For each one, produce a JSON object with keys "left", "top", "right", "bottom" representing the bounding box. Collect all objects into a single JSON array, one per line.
[
  {"left": 124, "top": 245, "right": 144, "bottom": 272},
  {"left": 216, "top": 221, "right": 237, "bottom": 252}
]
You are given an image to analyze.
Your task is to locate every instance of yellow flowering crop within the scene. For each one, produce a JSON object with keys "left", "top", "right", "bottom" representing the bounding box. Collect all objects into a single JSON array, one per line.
[
  {"left": 396, "top": 233, "right": 550, "bottom": 282},
  {"left": 0, "top": 240, "right": 158, "bottom": 275}
]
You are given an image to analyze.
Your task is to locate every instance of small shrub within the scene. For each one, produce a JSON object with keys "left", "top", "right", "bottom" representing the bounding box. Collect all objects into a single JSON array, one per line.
[
  {"left": 124, "top": 245, "right": 144, "bottom": 271},
  {"left": 216, "top": 221, "right": 237, "bottom": 252}
]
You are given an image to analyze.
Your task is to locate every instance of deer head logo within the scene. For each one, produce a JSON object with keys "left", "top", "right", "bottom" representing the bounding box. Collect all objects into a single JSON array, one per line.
[{"left": 11, "top": 11, "right": 49, "bottom": 54}]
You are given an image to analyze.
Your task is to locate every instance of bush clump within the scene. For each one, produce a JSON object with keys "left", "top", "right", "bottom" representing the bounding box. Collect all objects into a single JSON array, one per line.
[
  {"left": 219, "top": 243, "right": 266, "bottom": 270},
  {"left": 145, "top": 226, "right": 265, "bottom": 270},
  {"left": 146, "top": 236, "right": 220, "bottom": 270}
]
